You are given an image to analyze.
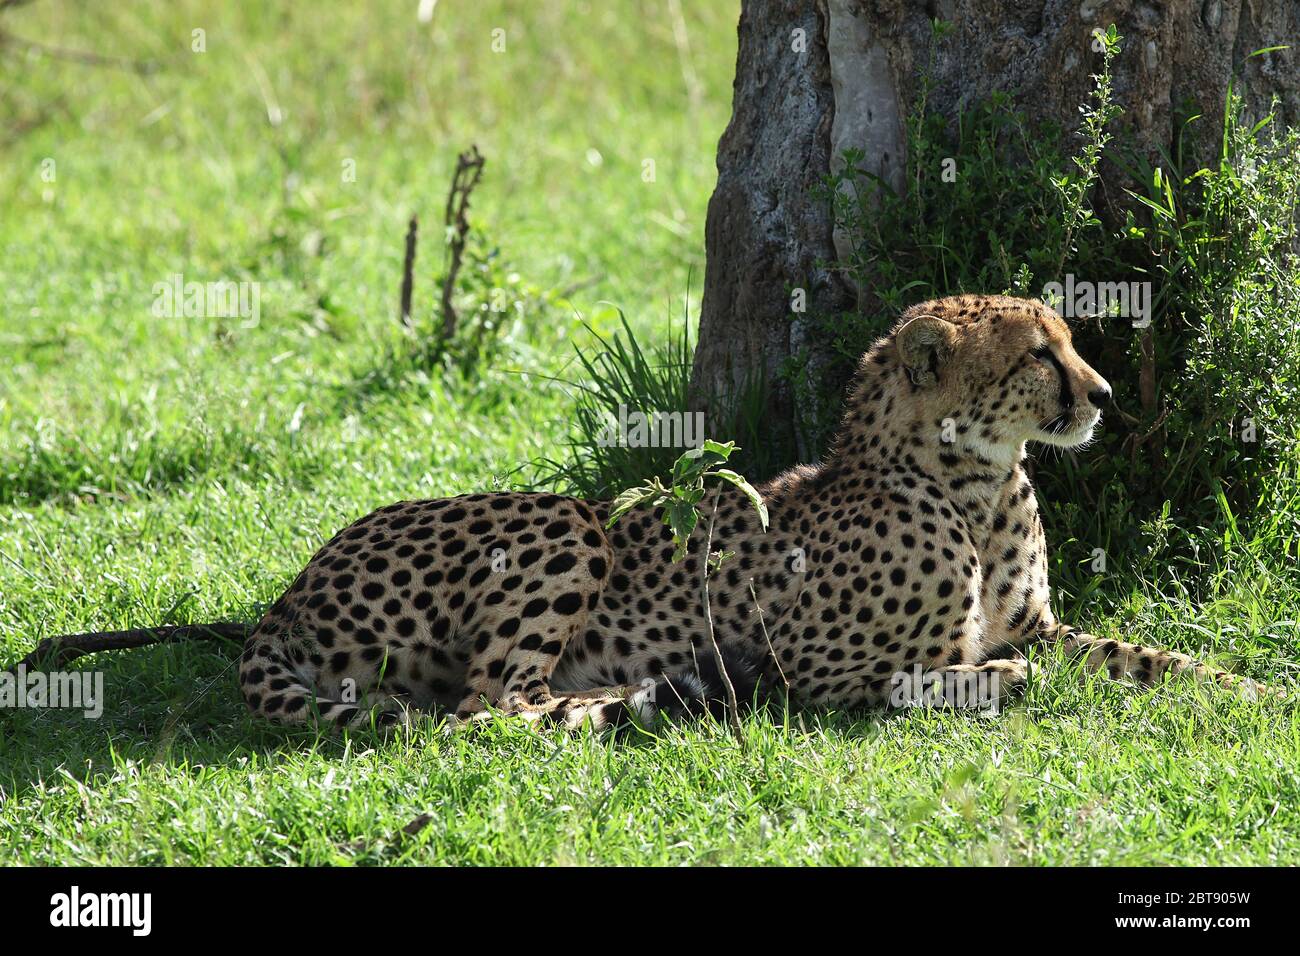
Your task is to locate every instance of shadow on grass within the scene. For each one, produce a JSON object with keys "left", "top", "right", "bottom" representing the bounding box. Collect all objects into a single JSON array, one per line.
[
  {"left": 0, "top": 636, "right": 910, "bottom": 803},
  {"left": 0, "top": 425, "right": 335, "bottom": 510},
  {"left": 0, "top": 640, "right": 387, "bottom": 799}
]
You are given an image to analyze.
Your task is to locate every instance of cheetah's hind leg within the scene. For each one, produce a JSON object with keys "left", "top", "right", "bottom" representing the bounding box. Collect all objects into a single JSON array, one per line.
[
  {"left": 889, "top": 658, "right": 1029, "bottom": 711},
  {"left": 455, "top": 682, "right": 660, "bottom": 732},
  {"left": 446, "top": 569, "right": 662, "bottom": 731},
  {"left": 454, "top": 645, "right": 778, "bottom": 733},
  {"left": 240, "top": 629, "right": 416, "bottom": 730}
]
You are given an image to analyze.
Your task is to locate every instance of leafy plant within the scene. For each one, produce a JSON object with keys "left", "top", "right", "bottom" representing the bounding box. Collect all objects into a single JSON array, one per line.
[
  {"left": 814, "top": 22, "right": 1300, "bottom": 578},
  {"left": 531, "top": 296, "right": 788, "bottom": 497},
  {"left": 1050, "top": 24, "right": 1123, "bottom": 279},
  {"left": 606, "top": 438, "right": 768, "bottom": 562},
  {"left": 607, "top": 439, "right": 770, "bottom": 742},
  {"left": 419, "top": 232, "right": 537, "bottom": 379},
  {"left": 1118, "top": 79, "right": 1300, "bottom": 528},
  {"left": 530, "top": 309, "right": 695, "bottom": 498}
]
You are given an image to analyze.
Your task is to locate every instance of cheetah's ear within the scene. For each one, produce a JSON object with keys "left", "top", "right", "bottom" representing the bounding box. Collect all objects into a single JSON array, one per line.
[{"left": 896, "top": 315, "right": 955, "bottom": 387}]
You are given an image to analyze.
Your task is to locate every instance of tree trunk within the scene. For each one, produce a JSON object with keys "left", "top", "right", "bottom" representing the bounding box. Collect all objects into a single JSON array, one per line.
[
  {"left": 690, "top": 0, "right": 853, "bottom": 463},
  {"left": 693, "top": 0, "right": 1300, "bottom": 458}
]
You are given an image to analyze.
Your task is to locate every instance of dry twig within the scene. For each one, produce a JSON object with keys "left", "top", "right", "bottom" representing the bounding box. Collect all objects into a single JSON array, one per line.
[
  {"left": 748, "top": 579, "right": 789, "bottom": 702},
  {"left": 700, "top": 487, "right": 745, "bottom": 746},
  {"left": 439, "top": 145, "right": 485, "bottom": 341},
  {"left": 400, "top": 214, "right": 418, "bottom": 327}
]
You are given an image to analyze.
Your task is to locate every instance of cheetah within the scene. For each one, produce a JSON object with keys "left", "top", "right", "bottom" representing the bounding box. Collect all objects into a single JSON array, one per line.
[{"left": 240, "top": 294, "right": 1272, "bottom": 730}]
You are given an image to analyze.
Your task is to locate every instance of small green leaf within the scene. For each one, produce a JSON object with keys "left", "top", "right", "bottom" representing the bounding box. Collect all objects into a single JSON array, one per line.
[
  {"left": 701, "top": 438, "right": 737, "bottom": 459},
  {"left": 671, "top": 442, "right": 732, "bottom": 485},
  {"left": 608, "top": 437, "right": 764, "bottom": 563},
  {"left": 606, "top": 484, "right": 656, "bottom": 527},
  {"left": 709, "top": 468, "right": 770, "bottom": 530},
  {"left": 665, "top": 499, "right": 699, "bottom": 561}
]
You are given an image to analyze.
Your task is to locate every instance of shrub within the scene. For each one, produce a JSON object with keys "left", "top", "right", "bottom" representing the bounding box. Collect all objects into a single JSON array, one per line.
[
  {"left": 814, "top": 26, "right": 1300, "bottom": 562},
  {"left": 530, "top": 310, "right": 696, "bottom": 499},
  {"left": 530, "top": 302, "right": 782, "bottom": 501}
]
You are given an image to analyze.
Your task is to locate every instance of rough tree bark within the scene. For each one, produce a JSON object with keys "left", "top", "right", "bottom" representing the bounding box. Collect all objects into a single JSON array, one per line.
[
  {"left": 692, "top": 0, "right": 1300, "bottom": 458},
  {"left": 691, "top": 0, "right": 853, "bottom": 463}
]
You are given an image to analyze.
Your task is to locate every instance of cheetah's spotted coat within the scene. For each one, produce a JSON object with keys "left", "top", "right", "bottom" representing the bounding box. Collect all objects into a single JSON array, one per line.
[{"left": 240, "top": 295, "right": 1268, "bottom": 729}]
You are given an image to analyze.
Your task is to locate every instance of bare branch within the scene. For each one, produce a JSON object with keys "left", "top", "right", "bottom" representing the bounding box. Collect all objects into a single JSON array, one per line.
[
  {"left": 701, "top": 486, "right": 745, "bottom": 746},
  {"left": 439, "top": 145, "right": 485, "bottom": 341},
  {"left": 748, "top": 578, "right": 789, "bottom": 700},
  {"left": 400, "top": 214, "right": 418, "bottom": 327}
]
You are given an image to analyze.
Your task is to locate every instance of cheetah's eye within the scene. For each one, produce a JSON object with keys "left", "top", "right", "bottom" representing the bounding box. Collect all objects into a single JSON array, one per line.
[{"left": 1030, "top": 345, "right": 1054, "bottom": 364}]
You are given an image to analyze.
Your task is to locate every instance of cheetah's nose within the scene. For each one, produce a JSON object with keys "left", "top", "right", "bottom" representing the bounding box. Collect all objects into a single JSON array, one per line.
[{"left": 1087, "top": 385, "right": 1112, "bottom": 408}]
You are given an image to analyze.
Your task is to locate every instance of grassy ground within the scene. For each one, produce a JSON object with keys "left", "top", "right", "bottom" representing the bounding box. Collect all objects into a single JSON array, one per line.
[{"left": 1, "top": 1, "right": 1298, "bottom": 866}]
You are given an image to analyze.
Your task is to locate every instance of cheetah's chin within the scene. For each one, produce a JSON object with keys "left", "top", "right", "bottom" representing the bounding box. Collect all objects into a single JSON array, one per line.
[{"left": 1034, "top": 411, "right": 1101, "bottom": 450}]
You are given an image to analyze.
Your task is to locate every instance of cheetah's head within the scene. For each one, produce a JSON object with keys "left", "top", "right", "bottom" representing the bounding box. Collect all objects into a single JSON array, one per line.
[{"left": 890, "top": 294, "right": 1111, "bottom": 456}]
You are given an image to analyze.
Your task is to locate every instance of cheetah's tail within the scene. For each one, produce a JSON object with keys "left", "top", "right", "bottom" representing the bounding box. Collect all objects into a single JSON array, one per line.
[
  {"left": 650, "top": 644, "right": 783, "bottom": 723},
  {"left": 1045, "top": 623, "right": 1284, "bottom": 700}
]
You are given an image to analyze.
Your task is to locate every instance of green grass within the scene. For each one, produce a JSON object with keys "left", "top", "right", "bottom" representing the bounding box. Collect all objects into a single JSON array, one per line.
[{"left": 1, "top": 0, "right": 1298, "bottom": 866}]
